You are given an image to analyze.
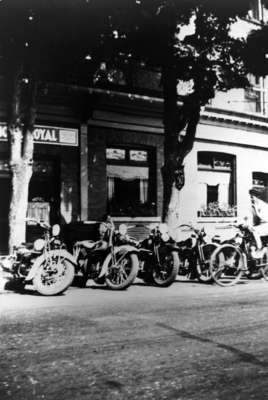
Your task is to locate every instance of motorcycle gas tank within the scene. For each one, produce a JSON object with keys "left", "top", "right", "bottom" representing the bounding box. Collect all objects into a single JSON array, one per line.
[
  {"left": 177, "top": 237, "right": 193, "bottom": 249},
  {"left": 77, "top": 240, "right": 108, "bottom": 251},
  {"left": 17, "top": 247, "right": 33, "bottom": 258}
]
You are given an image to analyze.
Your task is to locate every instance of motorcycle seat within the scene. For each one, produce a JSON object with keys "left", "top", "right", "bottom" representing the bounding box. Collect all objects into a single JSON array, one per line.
[
  {"left": 75, "top": 240, "right": 97, "bottom": 249},
  {"left": 15, "top": 242, "right": 34, "bottom": 250}
]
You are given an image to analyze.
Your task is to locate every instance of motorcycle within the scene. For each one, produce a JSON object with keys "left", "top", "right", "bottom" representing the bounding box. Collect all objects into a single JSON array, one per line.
[
  {"left": 118, "top": 223, "right": 180, "bottom": 287},
  {"left": 73, "top": 218, "right": 139, "bottom": 290},
  {"left": 209, "top": 222, "right": 268, "bottom": 286},
  {"left": 0, "top": 219, "right": 76, "bottom": 295},
  {"left": 176, "top": 224, "right": 218, "bottom": 283}
]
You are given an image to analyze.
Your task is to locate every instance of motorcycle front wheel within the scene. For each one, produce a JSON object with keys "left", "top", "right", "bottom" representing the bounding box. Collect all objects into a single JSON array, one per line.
[
  {"left": 33, "top": 256, "right": 75, "bottom": 295},
  {"left": 152, "top": 250, "right": 179, "bottom": 287},
  {"left": 196, "top": 243, "right": 217, "bottom": 283},
  {"left": 209, "top": 244, "right": 244, "bottom": 287},
  {"left": 105, "top": 252, "right": 139, "bottom": 290}
]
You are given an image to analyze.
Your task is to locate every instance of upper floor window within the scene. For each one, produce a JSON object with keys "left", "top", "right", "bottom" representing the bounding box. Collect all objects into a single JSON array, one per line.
[
  {"left": 248, "top": 0, "right": 264, "bottom": 21},
  {"left": 106, "top": 147, "right": 156, "bottom": 217},
  {"left": 245, "top": 74, "right": 268, "bottom": 115},
  {"left": 197, "top": 152, "right": 236, "bottom": 218}
]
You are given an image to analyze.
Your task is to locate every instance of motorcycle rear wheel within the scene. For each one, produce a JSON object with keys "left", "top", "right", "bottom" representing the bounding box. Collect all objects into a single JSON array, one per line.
[
  {"left": 258, "top": 248, "right": 268, "bottom": 281},
  {"left": 33, "top": 257, "right": 75, "bottom": 295},
  {"left": 152, "top": 250, "right": 179, "bottom": 287},
  {"left": 209, "top": 244, "right": 244, "bottom": 287},
  {"left": 105, "top": 253, "right": 139, "bottom": 290}
]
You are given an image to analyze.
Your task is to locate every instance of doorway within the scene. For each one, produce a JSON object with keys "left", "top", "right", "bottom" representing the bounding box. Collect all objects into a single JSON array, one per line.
[{"left": 0, "top": 177, "right": 11, "bottom": 253}]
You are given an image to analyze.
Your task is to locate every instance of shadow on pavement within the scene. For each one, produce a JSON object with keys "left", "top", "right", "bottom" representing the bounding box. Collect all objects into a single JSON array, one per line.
[{"left": 156, "top": 322, "right": 268, "bottom": 368}]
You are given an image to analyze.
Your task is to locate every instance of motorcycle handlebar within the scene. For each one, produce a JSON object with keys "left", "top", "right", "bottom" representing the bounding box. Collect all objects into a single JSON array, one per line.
[
  {"left": 178, "top": 224, "right": 194, "bottom": 230},
  {"left": 26, "top": 218, "right": 51, "bottom": 230},
  {"left": 227, "top": 223, "right": 248, "bottom": 229},
  {"left": 178, "top": 224, "right": 203, "bottom": 236}
]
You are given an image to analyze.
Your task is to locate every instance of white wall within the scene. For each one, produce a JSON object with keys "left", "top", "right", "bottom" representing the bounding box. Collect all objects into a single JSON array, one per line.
[{"left": 177, "top": 121, "right": 268, "bottom": 241}]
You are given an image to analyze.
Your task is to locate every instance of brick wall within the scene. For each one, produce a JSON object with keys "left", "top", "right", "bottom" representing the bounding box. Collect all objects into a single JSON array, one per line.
[{"left": 87, "top": 127, "right": 107, "bottom": 220}]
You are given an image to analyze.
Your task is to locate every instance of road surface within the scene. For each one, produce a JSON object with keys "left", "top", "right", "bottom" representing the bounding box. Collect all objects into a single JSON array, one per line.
[{"left": 1, "top": 279, "right": 268, "bottom": 399}]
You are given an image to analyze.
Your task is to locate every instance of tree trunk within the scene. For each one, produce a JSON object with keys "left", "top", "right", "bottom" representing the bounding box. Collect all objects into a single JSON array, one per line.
[
  {"left": 8, "top": 128, "right": 34, "bottom": 251},
  {"left": 7, "top": 73, "right": 36, "bottom": 252},
  {"left": 161, "top": 66, "right": 201, "bottom": 236}
]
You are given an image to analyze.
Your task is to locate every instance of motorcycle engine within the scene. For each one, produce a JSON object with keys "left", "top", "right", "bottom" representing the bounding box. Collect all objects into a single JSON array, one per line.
[
  {"left": 16, "top": 250, "right": 33, "bottom": 276},
  {"left": 17, "top": 263, "right": 31, "bottom": 276},
  {"left": 90, "top": 262, "right": 101, "bottom": 279}
]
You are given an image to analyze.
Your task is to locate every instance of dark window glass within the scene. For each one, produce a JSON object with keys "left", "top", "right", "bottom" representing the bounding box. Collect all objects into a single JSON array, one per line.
[{"left": 207, "top": 185, "right": 219, "bottom": 205}]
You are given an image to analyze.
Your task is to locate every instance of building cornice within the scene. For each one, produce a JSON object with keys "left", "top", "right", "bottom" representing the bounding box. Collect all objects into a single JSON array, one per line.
[
  {"left": 2, "top": 82, "right": 268, "bottom": 133},
  {"left": 72, "top": 85, "right": 268, "bottom": 131},
  {"left": 201, "top": 108, "right": 268, "bottom": 131}
]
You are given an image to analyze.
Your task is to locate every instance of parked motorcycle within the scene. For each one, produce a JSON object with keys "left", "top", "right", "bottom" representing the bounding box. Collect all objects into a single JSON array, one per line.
[
  {"left": 209, "top": 222, "right": 268, "bottom": 286},
  {"left": 176, "top": 224, "right": 218, "bottom": 283},
  {"left": 73, "top": 218, "right": 139, "bottom": 290},
  {"left": 0, "top": 219, "right": 76, "bottom": 295},
  {"left": 118, "top": 223, "right": 180, "bottom": 287}
]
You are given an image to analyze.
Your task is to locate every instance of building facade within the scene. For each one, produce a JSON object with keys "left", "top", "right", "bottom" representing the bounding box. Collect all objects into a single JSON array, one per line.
[{"left": 1, "top": 0, "right": 268, "bottom": 250}]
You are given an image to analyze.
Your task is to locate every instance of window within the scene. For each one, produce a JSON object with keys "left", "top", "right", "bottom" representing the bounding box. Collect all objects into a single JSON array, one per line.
[
  {"left": 248, "top": 0, "right": 263, "bottom": 21},
  {"left": 245, "top": 75, "right": 267, "bottom": 115},
  {"left": 106, "top": 147, "right": 156, "bottom": 216},
  {"left": 28, "top": 159, "right": 60, "bottom": 224},
  {"left": 197, "top": 152, "right": 236, "bottom": 218},
  {"left": 132, "top": 68, "right": 162, "bottom": 93}
]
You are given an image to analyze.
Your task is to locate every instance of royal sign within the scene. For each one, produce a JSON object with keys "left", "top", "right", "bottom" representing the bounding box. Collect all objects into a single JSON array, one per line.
[{"left": 0, "top": 124, "right": 78, "bottom": 146}]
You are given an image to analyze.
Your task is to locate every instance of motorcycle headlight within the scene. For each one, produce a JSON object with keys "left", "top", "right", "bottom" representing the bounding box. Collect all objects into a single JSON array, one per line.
[
  {"left": 34, "top": 239, "right": 45, "bottom": 251},
  {"left": 52, "top": 224, "right": 60, "bottom": 236},
  {"left": 119, "top": 224, "right": 127, "bottom": 236},
  {"left": 161, "top": 233, "right": 170, "bottom": 242},
  {"left": 159, "top": 223, "right": 169, "bottom": 234},
  {"left": 234, "top": 235, "right": 243, "bottom": 245}
]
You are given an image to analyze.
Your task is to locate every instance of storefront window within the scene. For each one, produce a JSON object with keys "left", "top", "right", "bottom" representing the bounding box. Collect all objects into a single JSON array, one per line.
[
  {"left": 197, "top": 152, "right": 236, "bottom": 217},
  {"left": 28, "top": 159, "right": 59, "bottom": 224},
  {"left": 106, "top": 147, "right": 156, "bottom": 216}
]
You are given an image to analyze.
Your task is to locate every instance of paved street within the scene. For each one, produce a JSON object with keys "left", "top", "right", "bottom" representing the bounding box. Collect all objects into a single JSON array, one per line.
[{"left": 1, "top": 279, "right": 268, "bottom": 400}]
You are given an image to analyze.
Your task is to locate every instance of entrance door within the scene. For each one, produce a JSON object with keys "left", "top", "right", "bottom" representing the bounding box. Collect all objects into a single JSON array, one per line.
[{"left": 0, "top": 177, "right": 11, "bottom": 253}]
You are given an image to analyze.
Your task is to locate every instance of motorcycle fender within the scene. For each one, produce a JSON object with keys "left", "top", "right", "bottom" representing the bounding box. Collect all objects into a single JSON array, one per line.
[
  {"left": 25, "top": 249, "right": 77, "bottom": 281},
  {"left": 99, "top": 245, "right": 138, "bottom": 278}
]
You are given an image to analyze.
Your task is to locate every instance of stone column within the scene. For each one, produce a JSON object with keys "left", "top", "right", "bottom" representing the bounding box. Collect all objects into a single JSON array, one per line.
[{"left": 80, "top": 123, "right": 88, "bottom": 220}]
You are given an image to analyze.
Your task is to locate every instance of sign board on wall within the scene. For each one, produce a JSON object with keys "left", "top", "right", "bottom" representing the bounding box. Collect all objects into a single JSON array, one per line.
[{"left": 0, "top": 124, "right": 78, "bottom": 146}]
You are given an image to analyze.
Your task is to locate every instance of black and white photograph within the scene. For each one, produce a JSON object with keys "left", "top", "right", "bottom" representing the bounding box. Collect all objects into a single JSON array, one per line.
[{"left": 2, "top": 0, "right": 268, "bottom": 399}]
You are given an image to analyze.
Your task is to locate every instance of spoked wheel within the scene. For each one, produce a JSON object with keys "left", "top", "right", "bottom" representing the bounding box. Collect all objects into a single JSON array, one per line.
[
  {"left": 258, "top": 248, "right": 268, "bottom": 281},
  {"left": 33, "top": 255, "right": 75, "bottom": 295},
  {"left": 152, "top": 249, "right": 179, "bottom": 287},
  {"left": 196, "top": 243, "right": 217, "bottom": 283},
  {"left": 209, "top": 244, "right": 244, "bottom": 287},
  {"left": 105, "top": 252, "right": 139, "bottom": 290}
]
